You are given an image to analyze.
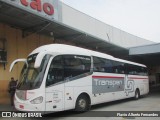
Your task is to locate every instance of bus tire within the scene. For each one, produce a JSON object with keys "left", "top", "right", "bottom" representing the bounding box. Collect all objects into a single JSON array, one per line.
[
  {"left": 75, "top": 94, "right": 90, "bottom": 112},
  {"left": 134, "top": 89, "right": 140, "bottom": 100}
]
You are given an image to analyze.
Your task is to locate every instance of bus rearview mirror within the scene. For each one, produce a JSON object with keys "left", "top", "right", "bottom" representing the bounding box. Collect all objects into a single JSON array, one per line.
[{"left": 9, "top": 59, "right": 28, "bottom": 72}]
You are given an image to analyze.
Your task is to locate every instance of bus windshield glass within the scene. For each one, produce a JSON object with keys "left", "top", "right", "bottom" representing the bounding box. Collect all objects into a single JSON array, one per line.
[{"left": 17, "top": 53, "right": 50, "bottom": 90}]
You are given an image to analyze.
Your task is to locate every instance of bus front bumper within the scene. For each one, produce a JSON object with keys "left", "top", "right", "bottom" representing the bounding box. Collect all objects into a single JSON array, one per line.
[{"left": 14, "top": 96, "right": 44, "bottom": 112}]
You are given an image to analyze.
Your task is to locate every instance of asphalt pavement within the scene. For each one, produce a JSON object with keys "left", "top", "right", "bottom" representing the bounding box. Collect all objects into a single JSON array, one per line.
[{"left": 0, "top": 85, "right": 160, "bottom": 120}]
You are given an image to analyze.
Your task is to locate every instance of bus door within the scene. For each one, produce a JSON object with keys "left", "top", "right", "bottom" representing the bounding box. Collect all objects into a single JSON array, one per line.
[{"left": 45, "top": 56, "right": 65, "bottom": 112}]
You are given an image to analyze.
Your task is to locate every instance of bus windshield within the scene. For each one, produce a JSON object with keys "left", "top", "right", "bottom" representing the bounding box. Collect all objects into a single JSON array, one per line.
[{"left": 17, "top": 53, "right": 50, "bottom": 90}]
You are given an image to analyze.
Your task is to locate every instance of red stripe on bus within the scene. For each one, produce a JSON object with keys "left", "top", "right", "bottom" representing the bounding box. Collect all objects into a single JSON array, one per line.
[
  {"left": 92, "top": 76, "right": 148, "bottom": 80},
  {"left": 129, "top": 77, "right": 148, "bottom": 80},
  {"left": 92, "top": 76, "right": 124, "bottom": 79}
]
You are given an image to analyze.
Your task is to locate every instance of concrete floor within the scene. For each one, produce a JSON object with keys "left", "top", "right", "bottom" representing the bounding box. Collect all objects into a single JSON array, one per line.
[{"left": 1, "top": 86, "right": 160, "bottom": 120}]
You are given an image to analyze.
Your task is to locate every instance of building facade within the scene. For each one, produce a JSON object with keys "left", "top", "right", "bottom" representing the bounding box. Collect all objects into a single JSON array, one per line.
[{"left": 0, "top": 0, "right": 157, "bottom": 104}]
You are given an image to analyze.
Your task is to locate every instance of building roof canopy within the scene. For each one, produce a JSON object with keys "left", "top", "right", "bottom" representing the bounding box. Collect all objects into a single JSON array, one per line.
[
  {"left": 129, "top": 43, "right": 160, "bottom": 66},
  {"left": 0, "top": 1, "right": 128, "bottom": 58}
]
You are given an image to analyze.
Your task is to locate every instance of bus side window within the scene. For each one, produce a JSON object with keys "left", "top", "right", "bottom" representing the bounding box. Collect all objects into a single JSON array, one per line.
[
  {"left": 93, "top": 57, "right": 113, "bottom": 73},
  {"left": 63, "top": 55, "right": 91, "bottom": 80},
  {"left": 46, "top": 56, "right": 64, "bottom": 87},
  {"left": 112, "top": 61, "right": 125, "bottom": 74},
  {"left": 104, "top": 59, "right": 113, "bottom": 73},
  {"left": 93, "top": 57, "right": 105, "bottom": 72}
]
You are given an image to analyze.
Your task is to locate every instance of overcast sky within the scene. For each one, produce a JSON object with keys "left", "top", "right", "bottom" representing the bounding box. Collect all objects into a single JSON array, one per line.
[{"left": 61, "top": 0, "right": 160, "bottom": 43}]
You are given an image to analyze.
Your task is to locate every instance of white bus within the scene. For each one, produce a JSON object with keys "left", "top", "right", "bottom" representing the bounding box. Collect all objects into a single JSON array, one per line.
[{"left": 10, "top": 44, "right": 149, "bottom": 113}]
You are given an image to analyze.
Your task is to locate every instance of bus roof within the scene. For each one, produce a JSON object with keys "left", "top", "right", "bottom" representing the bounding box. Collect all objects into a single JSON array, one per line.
[{"left": 30, "top": 44, "right": 146, "bottom": 67}]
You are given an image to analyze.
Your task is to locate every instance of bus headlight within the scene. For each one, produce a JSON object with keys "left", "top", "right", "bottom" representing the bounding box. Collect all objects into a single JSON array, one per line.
[{"left": 30, "top": 96, "right": 43, "bottom": 104}]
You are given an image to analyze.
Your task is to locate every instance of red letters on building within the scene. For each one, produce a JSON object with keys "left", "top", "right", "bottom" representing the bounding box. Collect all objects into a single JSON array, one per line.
[
  {"left": 43, "top": 3, "right": 54, "bottom": 15},
  {"left": 20, "top": 0, "right": 28, "bottom": 6},
  {"left": 20, "top": 0, "right": 54, "bottom": 15},
  {"left": 30, "top": 0, "right": 42, "bottom": 11}
]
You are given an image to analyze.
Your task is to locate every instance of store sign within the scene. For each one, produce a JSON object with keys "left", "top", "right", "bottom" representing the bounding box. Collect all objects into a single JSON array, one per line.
[
  {"left": 20, "top": 0, "right": 54, "bottom": 15},
  {"left": 1, "top": 0, "right": 59, "bottom": 20}
]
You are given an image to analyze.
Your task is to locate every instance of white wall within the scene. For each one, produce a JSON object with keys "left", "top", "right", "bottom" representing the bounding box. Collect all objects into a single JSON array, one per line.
[{"left": 61, "top": 3, "right": 154, "bottom": 48}]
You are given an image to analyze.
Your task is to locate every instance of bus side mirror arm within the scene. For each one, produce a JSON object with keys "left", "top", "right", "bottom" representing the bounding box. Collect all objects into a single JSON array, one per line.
[
  {"left": 34, "top": 52, "right": 55, "bottom": 68},
  {"left": 9, "top": 59, "right": 28, "bottom": 72}
]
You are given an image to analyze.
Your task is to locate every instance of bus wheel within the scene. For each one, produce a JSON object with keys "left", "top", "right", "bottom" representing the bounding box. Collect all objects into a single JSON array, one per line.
[
  {"left": 75, "top": 94, "right": 90, "bottom": 112},
  {"left": 134, "top": 89, "right": 140, "bottom": 100}
]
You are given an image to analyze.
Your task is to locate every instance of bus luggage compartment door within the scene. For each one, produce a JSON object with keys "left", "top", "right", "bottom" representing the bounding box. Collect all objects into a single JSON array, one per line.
[{"left": 45, "top": 84, "right": 64, "bottom": 112}]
